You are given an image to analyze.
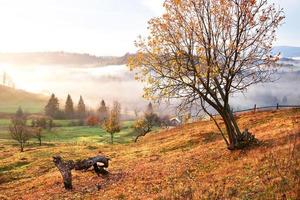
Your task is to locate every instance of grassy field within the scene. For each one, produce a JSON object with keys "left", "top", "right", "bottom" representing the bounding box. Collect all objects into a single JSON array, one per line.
[
  {"left": 0, "top": 120, "right": 136, "bottom": 145},
  {"left": 0, "top": 109, "right": 299, "bottom": 199}
]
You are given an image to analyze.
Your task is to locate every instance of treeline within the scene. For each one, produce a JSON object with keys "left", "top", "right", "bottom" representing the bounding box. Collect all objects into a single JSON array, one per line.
[
  {"left": 9, "top": 95, "right": 122, "bottom": 151},
  {"left": 45, "top": 94, "right": 88, "bottom": 120},
  {"left": 45, "top": 93, "right": 126, "bottom": 126},
  {"left": 8, "top": 98, "right": 174, "bottom": 151}
]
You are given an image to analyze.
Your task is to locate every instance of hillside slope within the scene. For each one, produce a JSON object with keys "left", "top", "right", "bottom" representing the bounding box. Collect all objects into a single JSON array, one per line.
[
  {"left": 0, "top": 85, "right": 47, "bottom": 114},
  {"left": 0, "top": 109, "right": 299, "bottom": 199}
]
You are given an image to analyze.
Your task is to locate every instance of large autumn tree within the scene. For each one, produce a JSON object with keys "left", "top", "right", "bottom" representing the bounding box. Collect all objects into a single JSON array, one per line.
[{"left": 129, "top": 0, "right": 284, "bottom": 150}]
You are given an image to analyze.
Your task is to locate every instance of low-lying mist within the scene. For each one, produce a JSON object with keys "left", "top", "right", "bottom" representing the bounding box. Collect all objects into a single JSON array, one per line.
[
  {"left": 1, "top": 61, "right": 300, "bottom": 114},
  {"left": 1, "top": 64, "right": 146, "bottom": 111}
]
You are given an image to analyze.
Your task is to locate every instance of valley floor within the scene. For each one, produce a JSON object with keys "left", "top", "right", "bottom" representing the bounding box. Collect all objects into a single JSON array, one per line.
[{"left": 0, "top": 109, "right": 300, "bottom": 199}]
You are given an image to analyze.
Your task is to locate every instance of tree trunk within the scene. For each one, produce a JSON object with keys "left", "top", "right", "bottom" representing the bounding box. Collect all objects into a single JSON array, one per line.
[
  {"left": 53, "top": 155, "right": 110, "bottom": 190},
  {"left": 134, "top": 131, "right": 149, "bottom": 143},
  {"left": 53, "top": 156, "right": 75, "bottom": 190},
  {"left": 135, "top": 134, "right": 143, "bottom": 143},
  {"left": 20, "top": 142, "right": 24, "bottom": 152},
  {"left": 220, "top": 111, "right": 241, "bottom": 150},
  {"left": 110, "top": 133, "right": 114, "bottom": 144},
  {"left": 220, "top": 107, "right": 257, "bottom": 150}
]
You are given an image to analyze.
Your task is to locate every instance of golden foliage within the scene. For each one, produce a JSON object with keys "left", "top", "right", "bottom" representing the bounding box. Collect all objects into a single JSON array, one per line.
[
  {"left": 128, "top": 0, "right": 284, "bottom": 103},
  {"left": 103, "top": 101, "right": 121, "bottom": 134}
]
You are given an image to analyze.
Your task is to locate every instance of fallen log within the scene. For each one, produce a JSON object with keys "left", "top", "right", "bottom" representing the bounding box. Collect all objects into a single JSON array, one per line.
[{"left": 53, "top": 155, "right": 110, "bottom": 190}]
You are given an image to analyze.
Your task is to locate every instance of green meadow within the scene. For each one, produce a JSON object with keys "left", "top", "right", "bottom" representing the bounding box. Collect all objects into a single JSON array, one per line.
[{"left": 0, "top": 119, "right": 137, "bottom": 145}]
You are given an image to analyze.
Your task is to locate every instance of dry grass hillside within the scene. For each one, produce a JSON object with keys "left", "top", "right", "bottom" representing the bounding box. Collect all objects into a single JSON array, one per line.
[
  {"left": 0, "top": 109, "right": 299, "bottom": 199},
  {"left": 0, "top": 85, "right": 47, "bottom": 114}
]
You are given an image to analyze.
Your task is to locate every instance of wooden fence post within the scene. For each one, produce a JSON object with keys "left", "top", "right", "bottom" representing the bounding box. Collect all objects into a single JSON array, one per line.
[
  {"left": 254, "top": 104, "right": 257, "bottom": 113},
  {"left": 277, "top": 103, "right": 279, "bottom": 110}
]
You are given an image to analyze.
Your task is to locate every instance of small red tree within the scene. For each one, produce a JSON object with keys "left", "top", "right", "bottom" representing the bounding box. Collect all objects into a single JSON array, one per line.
[{"left": 86, "top": 115, "right": 99, "bottom": 126}]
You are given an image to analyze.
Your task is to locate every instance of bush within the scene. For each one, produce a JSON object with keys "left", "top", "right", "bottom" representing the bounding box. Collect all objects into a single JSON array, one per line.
[
  {"left": 86, "top": 115, "right": 99, "bottom": 126},
  {"left": 133, "top": 113, "right": 160, "bottom": 142},
  {"left": 235, "top": 129, "right": 259, "bottom": 149},
  {"left": 159, "top": 115, "right": 172, "bottom": 128}
]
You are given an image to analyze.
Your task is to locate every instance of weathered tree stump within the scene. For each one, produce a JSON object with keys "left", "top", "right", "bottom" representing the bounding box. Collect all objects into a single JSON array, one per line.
[{"left": 53, "top": 155, "right": 110, "bottom": 190}]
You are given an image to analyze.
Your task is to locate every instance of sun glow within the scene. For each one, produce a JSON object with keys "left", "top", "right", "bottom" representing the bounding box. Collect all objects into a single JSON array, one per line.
[{"left": 0, "top": 64, "right": 52, "bottom": 93}]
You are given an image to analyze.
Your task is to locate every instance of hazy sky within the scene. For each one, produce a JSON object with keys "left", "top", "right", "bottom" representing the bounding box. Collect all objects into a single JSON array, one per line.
[{"left": 0, "top": 0, "right": 298, "bottom": 56}]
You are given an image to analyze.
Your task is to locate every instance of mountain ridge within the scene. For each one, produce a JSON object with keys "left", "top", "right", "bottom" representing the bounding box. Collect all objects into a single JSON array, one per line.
[
  {"left": 0, "top": 52, "right": 131, "bottom": 67},
  {"left": 272, "top": 46, "right": 300, "bottom": 58},
  {"left": 0, "top": 46, "right": 299, "bottom": 67}
]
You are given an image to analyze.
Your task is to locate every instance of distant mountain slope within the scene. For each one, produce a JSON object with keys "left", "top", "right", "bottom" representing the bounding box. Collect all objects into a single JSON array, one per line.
[
  {"left": 0, "top": 52, "right": 131, "bottom": 67},
  {"left": 273, "top": 46, "right": 300, "bottom": 58},
  {"left": 0, "top": 85, "right": 47, "bottom": 114}
]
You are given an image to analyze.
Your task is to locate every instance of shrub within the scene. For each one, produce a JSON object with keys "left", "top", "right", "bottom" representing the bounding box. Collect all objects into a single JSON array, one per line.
[{"left": 86, "top": 115, "right": 99, "bottom": 126}]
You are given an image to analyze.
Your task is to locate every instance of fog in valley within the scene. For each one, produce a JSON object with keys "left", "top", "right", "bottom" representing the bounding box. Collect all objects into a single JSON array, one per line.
[
  {"left": 1, "top": 59, "right": 300, "bottom": 114},
  {"left": 0, "top": 64, "right": 145, "bottom": 111},
  {"left": 232, "top": 61, "right": 300, "bottom": 110}
]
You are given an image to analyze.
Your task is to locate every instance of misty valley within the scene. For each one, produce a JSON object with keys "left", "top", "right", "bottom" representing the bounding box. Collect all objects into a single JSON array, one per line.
[
  {"left": 0, "top": 0, "right": 299, "bottom": 199},
  {"left": 1, "top": 55, "right": 300, "bottom": 114}
]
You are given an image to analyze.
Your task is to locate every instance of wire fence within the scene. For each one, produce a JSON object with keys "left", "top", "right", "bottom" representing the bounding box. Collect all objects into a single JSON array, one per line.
[
  {"left": 195, "top": 104, "right": 300, "bottom": 122},
  {"left": 233, "top": 104, "right": 300, "bottom": 114}
]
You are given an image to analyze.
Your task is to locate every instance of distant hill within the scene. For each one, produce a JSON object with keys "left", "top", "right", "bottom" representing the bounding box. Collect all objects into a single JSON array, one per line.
[
  {"left": 0, "top": 85, "right": 47, "bottom": 114},
  {"left": 0, "top": 52, "right": 131, "bottom": 67},
  {"left": 273, "top": 46, "right": 300, "bottom": 58},
  {"left": 1, "top": 48, "right": 300, "bottom": 67}
]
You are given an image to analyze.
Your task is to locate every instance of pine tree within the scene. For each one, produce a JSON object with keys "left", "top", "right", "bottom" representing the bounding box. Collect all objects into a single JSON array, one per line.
[
  {"left": 98, "top": 100, "right": 108, "bottom": 123},
  {"left": 16, "top": 106, "right": 24, "bottom": 118},
  {"left": 45, "top": 94, "right": 59, "bottom": 118},
  {"left": 77, "top": 96, "right": 86, "bottom": 119},
  {"left": 282, "top": 96, "right": 288, "bottom": 105},
  {"left": 145, "top": 102, "right": 154, "bottom": 115},
  {"left": 65, "top": 94, "right": 74, "bottom": 119}
]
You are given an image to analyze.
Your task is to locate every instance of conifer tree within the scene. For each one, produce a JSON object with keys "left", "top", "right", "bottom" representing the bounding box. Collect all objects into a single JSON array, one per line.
[
  {"left": 65, "top": 94, "right": 74, "bottom": 119},
  {"left": 45, "top": 94, "right": 59, "bottom": 118},
  {"left": 16, "top": 106, "right": 24, "bottom": 118},
  {"left": 282, "top": 96, "right": 288, "bottom": 105},
  {"left": 98, "top": 100, "right": 108, "bottom": 123},
  {"left": 77, "top": 95, "right": 86, "bottom": 119},
  {"left": 145, "top": 102, "right": 154, "bottom": 115}
]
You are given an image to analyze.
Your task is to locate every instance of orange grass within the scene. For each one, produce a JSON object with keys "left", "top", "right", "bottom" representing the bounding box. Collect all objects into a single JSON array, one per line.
[{"left": 0, "top": 109, "right": 299, "bottom": 199}]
